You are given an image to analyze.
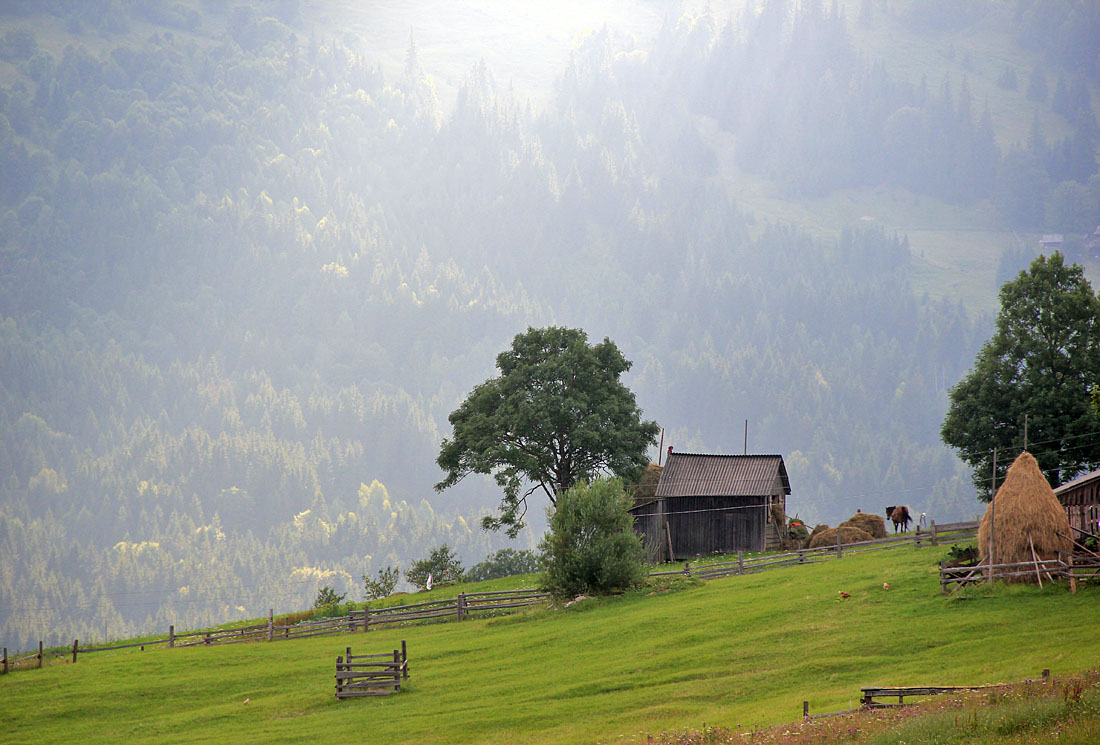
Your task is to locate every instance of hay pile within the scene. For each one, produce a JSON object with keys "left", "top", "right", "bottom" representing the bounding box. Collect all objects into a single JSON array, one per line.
[
  {"left": 840, "top": 512, "right": 887, "bottom": 539},
  {"left": 770, "top": 502, "right": 787, "bottom": 530},
  {"left": 978, "top": 451, "right": 1071, "bottom": 582},
  {"left": 809, "top": 525, "right": 872, "bottom": 548}
]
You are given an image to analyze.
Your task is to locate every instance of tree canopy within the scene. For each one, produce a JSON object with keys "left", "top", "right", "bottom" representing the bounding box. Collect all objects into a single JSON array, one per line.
[
  {"left": 942, "top": 253, "right": 1100, "bottom": 498},
  {"left": 435, "top": 327, "right": 659, "bottom": 535}
]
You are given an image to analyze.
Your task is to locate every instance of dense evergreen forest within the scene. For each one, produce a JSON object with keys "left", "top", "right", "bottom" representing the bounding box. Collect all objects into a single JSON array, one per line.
[{"left": 1, "top": 0, "right": 1097, "bottom": 650}]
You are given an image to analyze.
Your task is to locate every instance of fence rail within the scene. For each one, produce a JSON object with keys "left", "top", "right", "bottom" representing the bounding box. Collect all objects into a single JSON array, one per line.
[
  {"left": 658, "top": 520, "right": 980, "bottom": 582},
  {"left": 1, "top": 589, "right": 548, "bottom": 673},
  {"left": 0, "top": 520, "right": 993, "bottom": 672},
  {"left": 940, "top": 550, "right": 1100, "bottom": 592}
]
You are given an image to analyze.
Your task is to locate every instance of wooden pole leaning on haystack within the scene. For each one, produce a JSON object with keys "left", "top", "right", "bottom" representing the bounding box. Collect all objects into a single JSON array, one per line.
[
  {"left": 989, "top": 448, "right": 997, "bottom": 582},
  {"left": 1028, "top": 532, "right": 1043, "bottom": 588},
  {"left": 978, "top": 452, "right": 1072, "bottom": 585}
]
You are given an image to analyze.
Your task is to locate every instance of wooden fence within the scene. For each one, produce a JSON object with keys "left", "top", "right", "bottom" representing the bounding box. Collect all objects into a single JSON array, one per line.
[
  {"left": 653, "top": 520, "right": 980, "bottom": 581},
  {"left": 1, "top": 521, "right": 987, "bottom": 672},
  {"left": 940, "top": 550, "right": 1100, "bottom": 592},
  {"left": 335, "top": 642, "right": 409, "bottom": 699},
  {"left": 804, "top": 669, "right": 1052, "bottom": 719},
  {"left": 1, "top": 589, "right": 548, "bottom": 673}
]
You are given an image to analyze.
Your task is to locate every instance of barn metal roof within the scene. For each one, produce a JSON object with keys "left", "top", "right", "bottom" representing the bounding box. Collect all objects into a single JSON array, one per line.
[
  {"left": 1053, "top": 468, "right": 1100, "bottom": 495},
  {"left": 654, "top": 452, "right": 791, "bottom": 498}
]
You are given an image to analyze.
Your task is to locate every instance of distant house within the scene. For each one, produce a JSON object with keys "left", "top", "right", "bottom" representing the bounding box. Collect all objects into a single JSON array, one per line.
[
  {"left": 629, "top": 452, "right": 791, "bottom": 561},
  {"left": 1040, "top": 234, "right": 1064, "bottom": 250},
  {"left": 1053, "top": 468, "right": 1100, "bottom": 537}
]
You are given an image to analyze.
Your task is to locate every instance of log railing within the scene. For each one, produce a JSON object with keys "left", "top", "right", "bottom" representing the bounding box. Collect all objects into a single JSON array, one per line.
[{"left": 1, "top": 589, "right": 547, "bottom": 673}]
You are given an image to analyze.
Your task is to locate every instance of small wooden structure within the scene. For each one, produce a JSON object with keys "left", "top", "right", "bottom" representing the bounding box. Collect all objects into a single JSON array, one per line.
[
  {"left": 1053, "top": 468, "right": 1100, "bottom": 537},
  {"left": 629, "top": 452, "right": 791, "bottom": 561},
  {"left": 861, "top": 684, "right": 998, "bottom": 709},
  {"left": 334, "top": 642, "right": 408, "bottom": 699}
]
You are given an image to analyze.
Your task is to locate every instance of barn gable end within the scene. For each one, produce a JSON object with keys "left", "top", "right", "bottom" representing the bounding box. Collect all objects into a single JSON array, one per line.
[{"left": 1053, "top": 467, "right": 1100, "bottom": 536}]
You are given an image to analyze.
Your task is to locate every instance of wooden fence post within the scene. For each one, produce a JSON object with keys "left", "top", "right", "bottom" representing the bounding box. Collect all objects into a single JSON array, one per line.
[
  {"left": 169, "top": 625, "right": 175, "bottom": 648},
  {"left": 797, "top": 549, "right": 805, "bottom": 564},
  {"left": 1067, "top": 554, "right": 1076, "bottom": 594},
  {"left": 737, "top": 550, "right": 744, "bottom": 575},
  {"left": 457, "top": 593, "right": 467, "bottom": 621},
  {"left": 803, "top": 701, "right": 809, "bottom": 719},
  {"left": 930, "top": 520, "right": 938, "bottom": 546},
  {"left": 836, "top": 530, "right": 842, "bottom": 559},
  {"left": 915, "top": 525, "right": 922, "bottom": 548},
  {"left": 268, "top": 609, "right": 274, "bottom": 641},
  {"left": 363, "top": 606, "right": 371, "bottom": 632},
  {"left": 683, "top": 562, "right": 690, "bottom": 576},
  {"left": 72, "top": 639, "right": 78, "bottom": 664},
  {"left": 37, "top": 641, "right": 42, "bottom": 669},
  {"left": 393, "top": 649, "right": 401, "bottom": 689},
  {"left": 402, "top": 640, "right": 408, "bottom": 679}
]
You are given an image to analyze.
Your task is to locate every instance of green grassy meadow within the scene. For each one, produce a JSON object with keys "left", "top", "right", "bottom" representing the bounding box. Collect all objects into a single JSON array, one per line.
[{"left": 3, "top": 547, "right": 1098, "bottom": 744}]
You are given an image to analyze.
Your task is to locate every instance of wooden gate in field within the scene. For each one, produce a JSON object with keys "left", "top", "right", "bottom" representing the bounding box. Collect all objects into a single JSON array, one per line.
[{"left": 334, "top": 642, "right": 408, "bottom": 699}]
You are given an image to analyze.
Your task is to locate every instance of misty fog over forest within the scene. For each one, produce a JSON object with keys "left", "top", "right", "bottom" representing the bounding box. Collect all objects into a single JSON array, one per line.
[{"left": 1, "top": 0, "right": 1098, "bottom": 649}]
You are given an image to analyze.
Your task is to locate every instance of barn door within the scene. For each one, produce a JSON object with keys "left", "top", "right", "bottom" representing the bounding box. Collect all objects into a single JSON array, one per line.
[{"left": 723, "top": 510, "right": 749, "bottom": 553}]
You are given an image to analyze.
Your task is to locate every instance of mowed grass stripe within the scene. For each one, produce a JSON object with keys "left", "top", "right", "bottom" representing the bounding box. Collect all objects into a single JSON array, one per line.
[{"left": 3, "top": 546, "right": 1098, "bottom": 744}]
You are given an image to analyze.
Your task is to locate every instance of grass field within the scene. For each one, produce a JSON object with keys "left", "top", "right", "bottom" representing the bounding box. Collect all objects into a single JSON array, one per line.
[{"left": 3, "top": 546, "right": 1098, "bottom": 744}]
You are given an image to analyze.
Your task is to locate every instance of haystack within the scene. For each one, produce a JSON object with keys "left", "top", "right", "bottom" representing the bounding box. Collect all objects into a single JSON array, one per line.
[
  {"left": 808, "top": 525, "right": 872, "bottom": 548},
  {"left": 840, "top": 512, "right": 887, "bottom": 539},
  {"left": 978, "top": 451, "right": 1071, "bottom": 582}
]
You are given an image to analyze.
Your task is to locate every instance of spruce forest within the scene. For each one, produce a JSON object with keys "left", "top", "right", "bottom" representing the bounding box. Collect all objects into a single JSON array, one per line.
[{"left": 1, "top": 0, "right": 1098, "bottom": 650}]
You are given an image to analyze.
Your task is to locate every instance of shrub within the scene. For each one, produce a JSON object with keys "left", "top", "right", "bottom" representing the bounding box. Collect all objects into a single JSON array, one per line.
[
  {"left": 313, "top": 585, "right": 346, "bottom": 609},
  {"left": 364, "top": 566, "right": 400, "bottom": 599},
  {"left": 464, "top": 548, "right": 539, "bottom": 582},
  {"left": 405, "top": 544, "right": 464, "bottom": 590},
  {"left": 539, "top": 478, "right": 646, "bottom": 598}
]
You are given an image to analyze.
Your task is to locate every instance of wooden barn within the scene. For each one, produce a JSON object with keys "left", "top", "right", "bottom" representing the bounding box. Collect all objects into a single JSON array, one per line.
[
  {"left": 629, "top": 452, "right": 791, "bottom": 562},
  {"left": 1053, "top": 468, "right": 1100, "bottom": 537}
]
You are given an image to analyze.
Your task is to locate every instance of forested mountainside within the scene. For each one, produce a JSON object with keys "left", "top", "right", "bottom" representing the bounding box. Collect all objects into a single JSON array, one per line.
[{"left": 1, "top": 0, "right": 1097, "bottom": 649}]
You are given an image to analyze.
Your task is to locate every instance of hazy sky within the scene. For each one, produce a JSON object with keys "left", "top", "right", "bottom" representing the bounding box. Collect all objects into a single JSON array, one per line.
[{"left": 305, "top": 0, "right": 669, "bottom": 109}]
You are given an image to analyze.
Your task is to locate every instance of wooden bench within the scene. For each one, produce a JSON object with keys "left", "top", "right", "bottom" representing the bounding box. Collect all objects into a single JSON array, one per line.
[
  {"left": 335, "top": 642, "right": 408, "bottom": 699},
  {"left": 861, "top": 685, "right": 993, "bottom": 709}
]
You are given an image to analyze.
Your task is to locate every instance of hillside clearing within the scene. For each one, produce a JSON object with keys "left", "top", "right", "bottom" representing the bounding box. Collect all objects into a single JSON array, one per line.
[{"left": 3, "top": 546, "right": 1098, "bottom": 744}]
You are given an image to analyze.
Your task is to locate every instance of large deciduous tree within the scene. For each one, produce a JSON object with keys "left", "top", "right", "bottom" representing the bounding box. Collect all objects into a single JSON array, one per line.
[
  {"left": 435, "top": 326, "right": 659, "bottom": 536},
  {"left": 941, "top": 252, "right": 1100, "bottom": 499}
]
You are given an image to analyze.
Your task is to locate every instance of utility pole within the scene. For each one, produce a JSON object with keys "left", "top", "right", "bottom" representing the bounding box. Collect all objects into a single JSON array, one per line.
[{"left": 989, "top": 448, "right": 997, "bottom": 582}]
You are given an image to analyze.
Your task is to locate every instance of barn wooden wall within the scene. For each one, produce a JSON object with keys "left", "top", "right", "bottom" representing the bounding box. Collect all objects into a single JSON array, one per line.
[{"left": 632, "top": 496, "right": 767, "bottom": 560}]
